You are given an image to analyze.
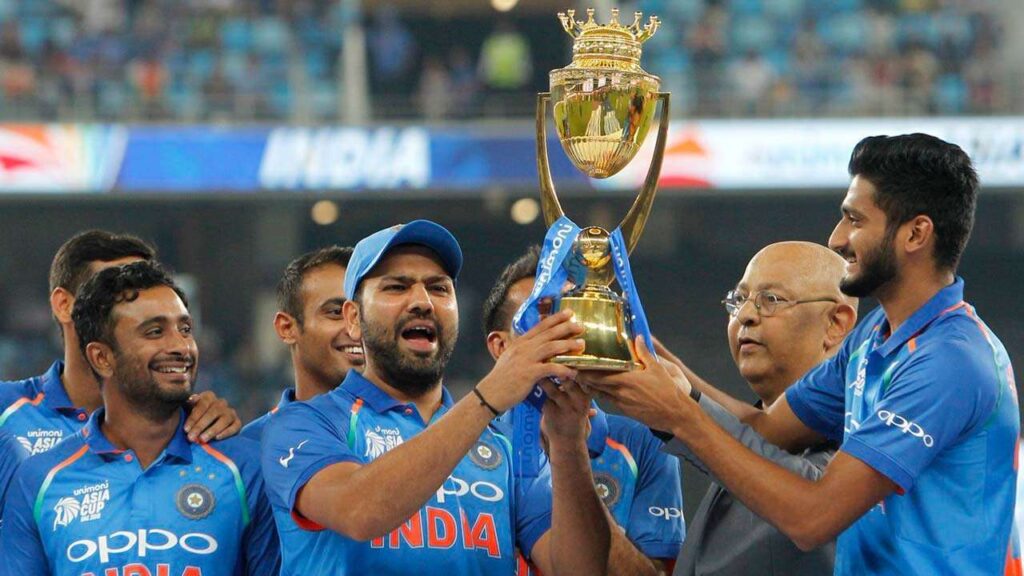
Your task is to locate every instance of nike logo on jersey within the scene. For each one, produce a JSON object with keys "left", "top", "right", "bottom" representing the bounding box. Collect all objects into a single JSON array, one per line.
[{"left": 279, "top": 439, "right": 309, "bottom": 468}]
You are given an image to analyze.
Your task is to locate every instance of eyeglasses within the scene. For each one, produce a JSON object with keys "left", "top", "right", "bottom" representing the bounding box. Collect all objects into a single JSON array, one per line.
[{"left": 722, "top": 290, "right": 838, "bottom": 317}]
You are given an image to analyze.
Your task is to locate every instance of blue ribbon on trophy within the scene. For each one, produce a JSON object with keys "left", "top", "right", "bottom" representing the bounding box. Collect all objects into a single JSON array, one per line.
[{"left": 510, "top": 215, "right": 655, "bottom": 478}]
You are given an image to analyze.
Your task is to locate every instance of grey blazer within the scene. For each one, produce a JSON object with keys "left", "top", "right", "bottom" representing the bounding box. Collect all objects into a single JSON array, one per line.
[{"left": 667, "top": 395, "right": 837, "bottom": 576}]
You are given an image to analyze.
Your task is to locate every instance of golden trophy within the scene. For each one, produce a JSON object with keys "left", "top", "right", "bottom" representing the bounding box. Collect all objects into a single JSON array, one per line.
[{"left": 532, "top": 7, "right": 670, "bottom": 371}]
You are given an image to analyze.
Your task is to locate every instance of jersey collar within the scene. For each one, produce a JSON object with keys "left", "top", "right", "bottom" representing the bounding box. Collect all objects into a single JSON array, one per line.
[
  {"left": 586, "top": 402, "right": 609, "bottom": 457},
  {"left": 339, "top": 369, "right": 453, "bottom": 414},
  {"left": 276, "top": 387, "right": 297, "bottom": 411},
  {"left": 82, "top": 407, "right": 193, "bottom": 463},
  {"left": 40, "top": 361, "right": 77, "bottom": 412},
  {"left": 875, "top": 276, "right": 965, "bottom": 358}
]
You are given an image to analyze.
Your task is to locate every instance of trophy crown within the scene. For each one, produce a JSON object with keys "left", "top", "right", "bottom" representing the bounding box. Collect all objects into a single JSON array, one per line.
[
  {"left": 558, "top": 8, "right": 660, "bottom": 44},
  {"left": 555, "top": 8, "right": 659, "bottom": 71}
]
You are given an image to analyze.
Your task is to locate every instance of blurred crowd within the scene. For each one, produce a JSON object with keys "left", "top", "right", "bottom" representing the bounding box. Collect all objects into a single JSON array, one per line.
[{"left": 0, "top": 0, "right": 1014, "bottom": 121}]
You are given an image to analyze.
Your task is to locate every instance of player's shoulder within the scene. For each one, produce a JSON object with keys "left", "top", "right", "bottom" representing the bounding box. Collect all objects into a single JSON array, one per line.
[
  {"left": 604, "top": 413, "right": 665, "bottom": 457},
  {"left": 14, "top": 432, "right": 89, "bottom": 488},
  {"left": 0, "top": 373, "right": 44, "bottom": 409},
  {"left": 240, "top": 412, "right": 271, "bottom": 442},
  {"left": 262, "top": 391, "right": 353, "bottom": 455},
  {"left": 206, "top": 434, "right": 262, "bottom": 468}
]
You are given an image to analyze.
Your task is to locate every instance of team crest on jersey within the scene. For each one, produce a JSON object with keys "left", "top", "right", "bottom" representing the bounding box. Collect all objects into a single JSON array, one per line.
[
  {"left": 593, "top": 472, "right": 620, "bottom": 507},
  {"left": 365, "top": 426, "right": 404, "bottom": 459},
  {"left": 18, "top": 428, "right": 64, "bottom": 455},
  {"left": 177, "top": 483, "right": 216, "bottom": 520},
  {"left": 53, "top": 481, "right": 110, "bottom": 530},
  {"left": 468, "top": 440, "right": 502, "bottom": 470}
]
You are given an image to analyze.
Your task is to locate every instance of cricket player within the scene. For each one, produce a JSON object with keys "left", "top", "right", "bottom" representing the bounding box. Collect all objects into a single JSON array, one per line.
[
  {"left": 583, "top": 134, "right": 1019, "bottom": 575},
  {"left": 261, "top": 220, "right": 610, "bottom": 575},
  {"left": 0, "top": 261, "right": 279, "bottom": 576},
  {"left": 242, "top": 246, "right": 363, "bottom": 440}
]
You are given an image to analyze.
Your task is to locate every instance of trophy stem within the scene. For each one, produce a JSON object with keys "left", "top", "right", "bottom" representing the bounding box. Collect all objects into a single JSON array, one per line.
[
  {"left": 536, "top": 92, "right": 566, "bottom": 228},
  {"left": 617, "top": 92, "right": 670, "bottom": 254}
]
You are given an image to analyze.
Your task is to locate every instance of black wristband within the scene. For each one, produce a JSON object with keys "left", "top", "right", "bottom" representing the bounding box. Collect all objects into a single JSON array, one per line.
[
  {"left": 472, "top": 387, "right": 501, "bottom": 418},
  {"left": 689, "top": 386, "right": 702, "bottom": 403}
]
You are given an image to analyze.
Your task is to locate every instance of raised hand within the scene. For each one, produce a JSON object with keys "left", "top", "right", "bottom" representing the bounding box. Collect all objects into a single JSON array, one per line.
[
  {"left": 580, "top": 335, "right": 695, "bottom": 432},
  {"left": 476, "top": 310, "right": 584, "bottom": 413}
]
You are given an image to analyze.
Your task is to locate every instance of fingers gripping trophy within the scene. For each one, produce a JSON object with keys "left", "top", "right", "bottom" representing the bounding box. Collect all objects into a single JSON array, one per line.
[{"left": 514, "top": 7, "right": 670, "bottom": 375}]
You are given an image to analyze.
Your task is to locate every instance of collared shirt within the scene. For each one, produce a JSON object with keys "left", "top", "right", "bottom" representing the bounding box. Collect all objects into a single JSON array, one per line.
[
  {"left": 241, "top": 388, "right": 296, "bottom": 442},
  {"left": 0, "top": 408, "right": 280, "bottom": 576},
  {"left": 0, "top": 362, "right": 90, "bottom": 456},
  {"left": 261, "top": 370, "right": 554, "bottom": 576},
  {"left": 787, "top": 278, "right": 1019, "bottom": 575}
]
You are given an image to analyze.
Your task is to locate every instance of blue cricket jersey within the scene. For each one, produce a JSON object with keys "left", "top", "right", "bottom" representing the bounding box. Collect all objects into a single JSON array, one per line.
[
  {"left": 786, "top": 278, "right": 1019, "bottom": 575},
  {"left": 0, "top": 427, "right": 28, "bottom": 528},
  {"left": 589, "top": 407, "right": 685, "bottom": 560},
  {"left": 261, "top": 370, "right": 554, "bottom": 575},
  {"left": 0, "top": 362, "right": 90, "bottom": 456},
  {"left": 0, "top": 408, "right": 280, "bottom": 576},
  {"left": 509, "top": 405, "right": 685, "bottom": 575},
  {"left": 240, "top": 388, "right": 295, "bottom": 442}
]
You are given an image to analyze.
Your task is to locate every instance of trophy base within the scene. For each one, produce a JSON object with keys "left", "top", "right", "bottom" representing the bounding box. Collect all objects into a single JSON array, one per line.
[
  {"left": 551, "top": 354, "right": 636, "bottom": 372},
  {"left": 551, "top": 286, "right": 637, "bottom": 373}
]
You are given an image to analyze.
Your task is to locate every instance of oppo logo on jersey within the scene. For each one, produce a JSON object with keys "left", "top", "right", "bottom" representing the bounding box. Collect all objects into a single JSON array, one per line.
[
  {"left": 435, "top": 477, "right": 504, "bottom": 504},
  {"left": 648, "top": 506, "right": 683, "bottom": 519},
  {"left": 79, "top": 564, "right": 203, "bottom": 576},
  {"left": 371, "top": 508, "right": 501, "bottom": 558},
  {"left": 66, "top": 529, "right": 218, "bottom": 564},
  {"left": 876, "top": 409, "right": 934, "bottom": 447}
]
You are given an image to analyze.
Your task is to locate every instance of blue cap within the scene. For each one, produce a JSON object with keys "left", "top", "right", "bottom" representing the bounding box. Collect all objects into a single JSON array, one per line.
[{"left": 344, "top": 220, "right": 463, "bottom": 299}]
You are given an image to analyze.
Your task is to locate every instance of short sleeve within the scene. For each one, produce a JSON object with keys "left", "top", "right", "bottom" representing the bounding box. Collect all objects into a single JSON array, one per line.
[
  {"left": 0, "top": 463, "right": 48, "bottom": 575},
  {"left": 260, "top": 402, "right": 361, "bottom": 521},
  {"left": 512, "top": 458, "right": 554, "bottom": 559},
  {"left": 841, "top": 336, "right": 996, "bottom": 492},
  {"left": 785, "top": 341, "right": 853, "bottom": 443},
  {"left": 625, "top": 431, "right": 684, "bottom": 560}
]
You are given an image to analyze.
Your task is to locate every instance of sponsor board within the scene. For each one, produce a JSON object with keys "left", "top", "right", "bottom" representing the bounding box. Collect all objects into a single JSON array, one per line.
[
  {"left": 0, "top": 124, "right": 126, "bottom": 192},
  {"left": 594, "top": 117, "right": 1024, "bottom": 190}
]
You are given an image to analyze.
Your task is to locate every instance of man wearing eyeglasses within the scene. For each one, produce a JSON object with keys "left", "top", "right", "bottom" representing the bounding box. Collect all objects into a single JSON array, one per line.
[{"left": 665, "top": 241, "right": 856, "bottom": 576}]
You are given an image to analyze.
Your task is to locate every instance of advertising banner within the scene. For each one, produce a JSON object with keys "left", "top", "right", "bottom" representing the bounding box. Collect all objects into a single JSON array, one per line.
[
  {"left": 0, "top": 124, "right": 126, "bottom": 193},
  {"left": 0, "top": 118, "right": 1020, "bottom": 194}
]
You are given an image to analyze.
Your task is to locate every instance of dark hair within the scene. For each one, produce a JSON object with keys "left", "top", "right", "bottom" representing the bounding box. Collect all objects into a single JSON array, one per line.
[
  {"left": 482, "top": 246, "right": 541, "bottom": 335},
  {"left": 50, "top": 230, "right": 156, "bottom": 296},
  {"left": 72, "top": 261, "right": 188, "bottom": 369},
  {"left": 277, "top": 246, "right": 353, "bottom": 326},
  {"left": 848, "top": 134, "right": 979, "bottom": 271}
]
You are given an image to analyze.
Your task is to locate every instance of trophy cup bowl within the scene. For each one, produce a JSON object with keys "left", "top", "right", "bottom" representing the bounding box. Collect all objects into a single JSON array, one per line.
[
  {"left": 533, "top": 8, "right": 670, "bottom": 371},
  {"left": 550, "top": 69, "right": 660, "bottom": 178}
]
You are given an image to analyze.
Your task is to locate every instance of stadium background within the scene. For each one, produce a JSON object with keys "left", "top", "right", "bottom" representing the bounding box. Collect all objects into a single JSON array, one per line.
[{"left": 0, "top": 0, "right": 1021, "bottom": 521}]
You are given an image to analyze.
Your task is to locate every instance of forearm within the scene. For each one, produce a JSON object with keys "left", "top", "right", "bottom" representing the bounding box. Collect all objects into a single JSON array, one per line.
[
  {"left": 607, "top": 525, "right": 659, "bottom": 576},
  {"left": 309, "top": 397, "right": 494, "bottom": 539},
  {"left": 670, "top": 408, "right": 840, "bottom": 551},
  {"left": 547, "top": 438, "right": 611, "bottom": 576}
]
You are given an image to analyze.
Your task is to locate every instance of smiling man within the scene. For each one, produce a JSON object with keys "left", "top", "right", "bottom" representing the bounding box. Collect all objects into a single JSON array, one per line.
[
  {"left": 583, "top": 134, "right": 1019, "bottom": 575},
  {"left": 243, "top": 246, "right": 364, "bottom": 440},
  {"left": 0, "top": 262, "right": 279, "bottom": 576},
  {"left": 261, "top": 220, "right": 610, "bottom": 575},
  {"left": 0, "top": 231, "right": 240, "bottom": 497}
]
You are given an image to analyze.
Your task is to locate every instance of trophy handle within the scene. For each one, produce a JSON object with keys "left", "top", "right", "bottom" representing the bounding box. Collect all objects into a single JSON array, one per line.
[
  {"left": 536, "top": 92, "right": 566, "bottom": 227},
  {"left": 618, "top": 92, "right": 670, "bottom": 254}
]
